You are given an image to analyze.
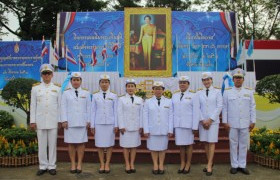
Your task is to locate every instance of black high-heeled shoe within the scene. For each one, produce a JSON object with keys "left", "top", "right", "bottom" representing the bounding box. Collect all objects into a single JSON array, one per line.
[
  {"left": 206, "top": 170, "right": 213, "bottom": 176},
  {"left": 203, "top": 164, "right": 214, "bottom": 172},
  {"left": 125, "top": 169, "right": 131, "bottom": 174},
  {"left": 152, "top": 169, "right": 158, "bottom": 175},
  {"left": 130, "top": 169, "right": 136, "bottom": 173},
  {"left": 183, "top": 166, "right": 191, "bottom": 174}
]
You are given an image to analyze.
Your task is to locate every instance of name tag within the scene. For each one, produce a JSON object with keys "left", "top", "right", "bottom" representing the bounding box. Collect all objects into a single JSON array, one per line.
[
  {"left": 51, "top": 89, "right": 57, "bottom": 92},
  {"left": 107, "top": 98, "right": 113, "bottom": 100},
  {"left": 80, "top": 96, "right": 86, "bottom": 98},
  {"left": 185, "top": 97, "right": 191, "bottom": 99},
  {"left": 164, "top": 106, "right": 170, "bottom": 108},
  {"left": 243, "top": 94, "right": 250, "bottom": 97},
  {"left": 135, "top": 103, "right": 141, "bottom": 105}
]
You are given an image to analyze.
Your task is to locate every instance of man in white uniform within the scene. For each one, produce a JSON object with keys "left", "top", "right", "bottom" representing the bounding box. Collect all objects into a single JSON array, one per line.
[
  {"left": 222, "top": 68, "right": 256, "bottom": 175},
  {"left": 30, "top": 64, "right": 60, "bottom": 176}
]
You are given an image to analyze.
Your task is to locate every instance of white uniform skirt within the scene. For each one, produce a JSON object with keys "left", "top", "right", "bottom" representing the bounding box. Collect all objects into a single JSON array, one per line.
[
  {"left": 175, "top": 128, "right": 194, "bottom": 145},
  {"left": 64, "top": 127, "right": 88, "bottom": 143},
  {"left": 95, "top": 124, "right": 115, "bottom": 148},
  {"left": 120, "top": 130, "right": 141, "bottom": 148},
  {"left": 199, "top": 123, "right": 219, "bottom": 143},
  {"left": 147, "top": 135, "right": 168, "bottom": 151}
]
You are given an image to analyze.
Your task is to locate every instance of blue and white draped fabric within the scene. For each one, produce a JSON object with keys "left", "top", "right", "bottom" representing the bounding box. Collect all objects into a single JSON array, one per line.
[
  {"left": 221, "top": 72, "right": 234, "bottom": 95},
  {"left": 61, "top": 72, "right": 72, "bottom": 94}
]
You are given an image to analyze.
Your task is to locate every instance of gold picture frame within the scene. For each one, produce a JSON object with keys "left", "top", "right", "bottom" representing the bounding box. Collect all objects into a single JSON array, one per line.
[{"left": 124, "top": 8, "right": 172, "bottom": 77}]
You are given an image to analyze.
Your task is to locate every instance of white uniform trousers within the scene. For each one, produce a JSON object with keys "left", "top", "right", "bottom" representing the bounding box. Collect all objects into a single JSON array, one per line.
[
  {"left": 229, "top": 128, "right": 249, "bottom": 168},
  {"left": 37, "top": 129, "right": 57, "bottom": 170}
]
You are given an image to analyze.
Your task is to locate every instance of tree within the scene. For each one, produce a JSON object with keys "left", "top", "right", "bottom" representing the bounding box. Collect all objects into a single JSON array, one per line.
[
  {"left": 112, "top": 0, "right": 142, "bottom": 10},
  {"left": 1, "top": 78, "right": 39, "bottom": 125},
  {"left": 207, "top": 0, "right": 280, "bottom": 40},
  {"left": 145, "top": 0, "right": 198, "bottom": 11},
  {"left": 256, "top": 74, "right": 280, "bottom": 103},
  {"left": 0, "top": 0, "right": 108, "bottom": 40},
  {"left": 0, "top": 3, "right": 8, "bottom": 39}
]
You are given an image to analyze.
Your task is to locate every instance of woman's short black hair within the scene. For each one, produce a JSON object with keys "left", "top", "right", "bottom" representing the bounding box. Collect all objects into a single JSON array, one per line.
[
  {"left": 99, "top": 79, "right": 110, "bottom": 84},
  {"left": 144, "top": 15, "right": 151, "bottom": 20},
  {"left": 152, "top": 86, "right": 165, "bottom": 90},
  {"left": 71, "top": 77, "right": 82, "bottom": 81}
]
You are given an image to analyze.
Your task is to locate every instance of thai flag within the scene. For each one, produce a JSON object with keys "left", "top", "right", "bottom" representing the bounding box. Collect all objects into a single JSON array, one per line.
[
  {"left": 53, "top": 41, "right": 59, "bottom": 61},
  {"left": 79, "top": 52, "right": 86, "bottom": 71},
  {"left": 41, "top": 36, "right": 48, "bottom": 57},
  {"left": 91, "top": 46, "right": 97, "bottom": 66},
  {"left": 101, "top": 46, "right": 108, "bottom": 62},
  {"left": 112, "top": 41, "right": 119, "bottom": 55},
  {"left": 65, "top": 47, "right": 77, "bottom": 64}
]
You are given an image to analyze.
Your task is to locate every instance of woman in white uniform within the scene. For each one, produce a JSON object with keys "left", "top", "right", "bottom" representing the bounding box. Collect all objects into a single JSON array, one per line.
[
  {"left": 172, "top": 76, "right": 199, "bottom": 174},
  {"left": 61, "top": 72, "right": 91, "bottom": 174},
  {"left": 143, "top": 81, "right": 173, "bottom": 175},
  {"left": 197, "top": 72, "right": 223, "bottom": 176},
  {"left": 118, "top": 79, "right": 143, "bottom": 174},
  {"left": 90, "top": 74, "right": 118, "bottom": 174}
]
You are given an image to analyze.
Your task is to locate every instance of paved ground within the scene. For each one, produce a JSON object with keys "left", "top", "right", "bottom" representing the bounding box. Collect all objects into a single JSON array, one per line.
[{"left": 0, "top": 163, "right": 279, "bottom": 180}]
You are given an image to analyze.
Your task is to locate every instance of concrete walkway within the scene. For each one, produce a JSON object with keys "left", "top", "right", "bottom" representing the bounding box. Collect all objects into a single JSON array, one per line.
[{"left": 0, "top": 163, "right": 279, "bottom": 180}]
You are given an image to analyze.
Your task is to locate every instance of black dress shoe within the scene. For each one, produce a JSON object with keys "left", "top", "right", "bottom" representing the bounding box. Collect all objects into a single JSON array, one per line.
[
  {"left": 104, "top": 170, "right": 110, "bottom": 174},
  {"left": 239, "top": 168, "right": 250, "bottom": 175},
  {"left": 70, "top": 169, "right": 77, "bottom": 174},
  {"left": 130, "top": 169, "right": 136, "bottom": 173},
  {"left": 203, "top": 164, "right": 214, "bottom": 172},
  {"left": 152, "top": 170, "right": 158, "bottom": 175},
  {"left": 49, "top": 169, "right": 57, "bottom": 175},
  {"left": 158, "top": 170, "right": 165, "bottom": 174},
  {"left": 36, "top": 169, "right": 47, "bottom": 176},
  {"left": 177, "top": 169, "right": 184, "bottom": 174},
  {"left": 125, "top": 169, "right": 131, "bottom": 174},
  {"left": 183, "top": 167, "right": 191, "bottom": 174},
  {"left": 76, "top": 169, "right": 82, "bottom": 174},
  {"left": 99, "top": 169, "right": 105, "bottom": 174},
  {"left": 206, "top": 171, "right": 213, "bottom": 176},
  {"left": 230, "top": 168, "right": 238, "bottom": 174}
]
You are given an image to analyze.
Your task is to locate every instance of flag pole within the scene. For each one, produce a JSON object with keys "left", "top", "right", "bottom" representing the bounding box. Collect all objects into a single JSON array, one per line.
[
  {"left": 78, "top": 49, "right": 81, "bottom": 72},
  {"left": 117, "top": 37, "right": 119, "bottom": 73},
  {"left": 176, "top": 34, "right": 179, "bottom": 73},
  {"left": 65, "top": 45, "right": 68, "bottom": 72},
  {"left": 201, "top": 44, "right": 204, "bottom": 72},
  {"left": 228, "top": 44, "right": 230, "bottom": 72},
  {"left": 188, "top": 37, "right": 191, "bottom": 72}
]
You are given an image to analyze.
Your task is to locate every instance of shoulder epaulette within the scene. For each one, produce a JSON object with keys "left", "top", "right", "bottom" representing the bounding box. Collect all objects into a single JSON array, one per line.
[
  {"left": 65, "top": 88, "right": 71, "bottom": 91},
  {"left": 245, "top": 87, "right": 253, "bottom": 90},
  {"left": 173, "top": 90, "right": 180, "bottom": 94},
  {"left": 92, "top": 90, "right": 99, "bottom": 94},
  {"left": 214, "top": 86, "right": 221, "bottom": 89},
  {"left": 118, "top": 94, "right": 125, "bottom": 97},
  {"left": 82, "top": 88, "right": 88, "bottom": 91},
  {"left": 197, "top": 88, "right": 203, "bottom": 91},
  {"left": 189, "top": 89, "right": 196, "bottom": 93},
  {"left": 111, "top": 91, "right": 116, "bottom": 94},
  {"left": 32, "top": 82, "right": 40, "bottom": 87},
  {"left": 54, "top": 83, "right": 61, "bottom": 87}
]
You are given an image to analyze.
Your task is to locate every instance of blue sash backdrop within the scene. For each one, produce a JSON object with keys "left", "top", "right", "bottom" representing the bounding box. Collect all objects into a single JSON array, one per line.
[{"left": 0, "top": 41, "right": 50, "bottom": 89}]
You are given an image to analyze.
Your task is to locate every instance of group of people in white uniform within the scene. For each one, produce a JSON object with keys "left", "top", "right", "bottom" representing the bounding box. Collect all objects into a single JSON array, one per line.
[{"left": 30, "top": 64, "right": 256, "bottom": 177}]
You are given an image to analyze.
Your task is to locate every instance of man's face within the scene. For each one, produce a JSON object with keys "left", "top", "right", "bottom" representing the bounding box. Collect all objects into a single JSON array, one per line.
[
  {"left": 179, "top": 81, "right": 189, "bottom": 92},
  {"left": 41, "top": 71, "right": 53, "bottom": 83},
  {"left": 233, "top": 76, "right": 244, "bottom": 87},
  {"left": 153, "top": 86, "right": 164, "bottom": 98},
  {"left": 100, "top": 79, "right": 110, "bottom": 91},
  {"left": 202, "top": 78, "right": 212, "bottom": 88},
  {"left": 126, "top": 83, "right": 136, "bottom": 95},
  {"left": 71, "top": 77, "right": 82, "bottom": 89}
]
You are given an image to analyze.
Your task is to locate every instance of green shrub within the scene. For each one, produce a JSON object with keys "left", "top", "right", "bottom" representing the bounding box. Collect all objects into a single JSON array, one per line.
[{"left": 0, "top": 110, "right": 14, "bottom": 129}]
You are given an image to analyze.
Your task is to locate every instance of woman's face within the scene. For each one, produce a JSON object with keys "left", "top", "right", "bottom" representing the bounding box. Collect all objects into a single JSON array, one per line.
[{"left": 145, "top": 17, "right": 151, "bottom": 24}]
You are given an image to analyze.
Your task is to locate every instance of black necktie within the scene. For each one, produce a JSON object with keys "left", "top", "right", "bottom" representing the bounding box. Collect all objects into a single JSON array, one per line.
[
  {"left": 206, "top": 89, "right": 209, "bottom": 97},
  {"left": 131, "top": 96, "right": 134, "bottom": 103},
  {"left": 180, "top": 93, "right": 184, "bottom": 101},
  {"left": 103, "top": 93, "right": 106, "bottom": 99},
  {"left": 157, "top": 98, "right": 161, "bottom": 106},
  {"left": 75, "top": 90, "right": 78, "bottom": 97}
]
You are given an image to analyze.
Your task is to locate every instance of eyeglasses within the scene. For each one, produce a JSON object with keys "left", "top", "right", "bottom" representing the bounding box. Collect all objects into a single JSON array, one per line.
[{"left": 41, "top": 71, "right": 52, "bottom": 75}]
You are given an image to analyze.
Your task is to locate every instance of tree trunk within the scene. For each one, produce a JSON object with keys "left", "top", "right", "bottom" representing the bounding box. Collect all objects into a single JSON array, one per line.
[{"left": 26, "top": 112, "right": 30, "bottom": 126}]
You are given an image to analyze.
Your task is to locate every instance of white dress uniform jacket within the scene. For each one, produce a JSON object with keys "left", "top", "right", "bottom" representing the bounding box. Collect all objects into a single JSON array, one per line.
[
  {"left": 61, "top": 87, "right": 91, "bottom": 127},
  {"left": 143, "top": 96, "right": 173, "bottom": 135},
  {"left": 172, "top": 89, "right": 200, "bottom": 130},
  {"left": 222, "top": 87, "right": 256, "bottom": 128},
  {"left": 198, "top": 86, "right": 223, "bottom": 124},
  {"left": 30, "top": 82, "right": 61, "bottom": 129},
  {"left": 118, "top": 94, "right": 143, "bottom": 131},
  {"left": 91, "top": 90, "right": 118, "bottom": 128}
]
